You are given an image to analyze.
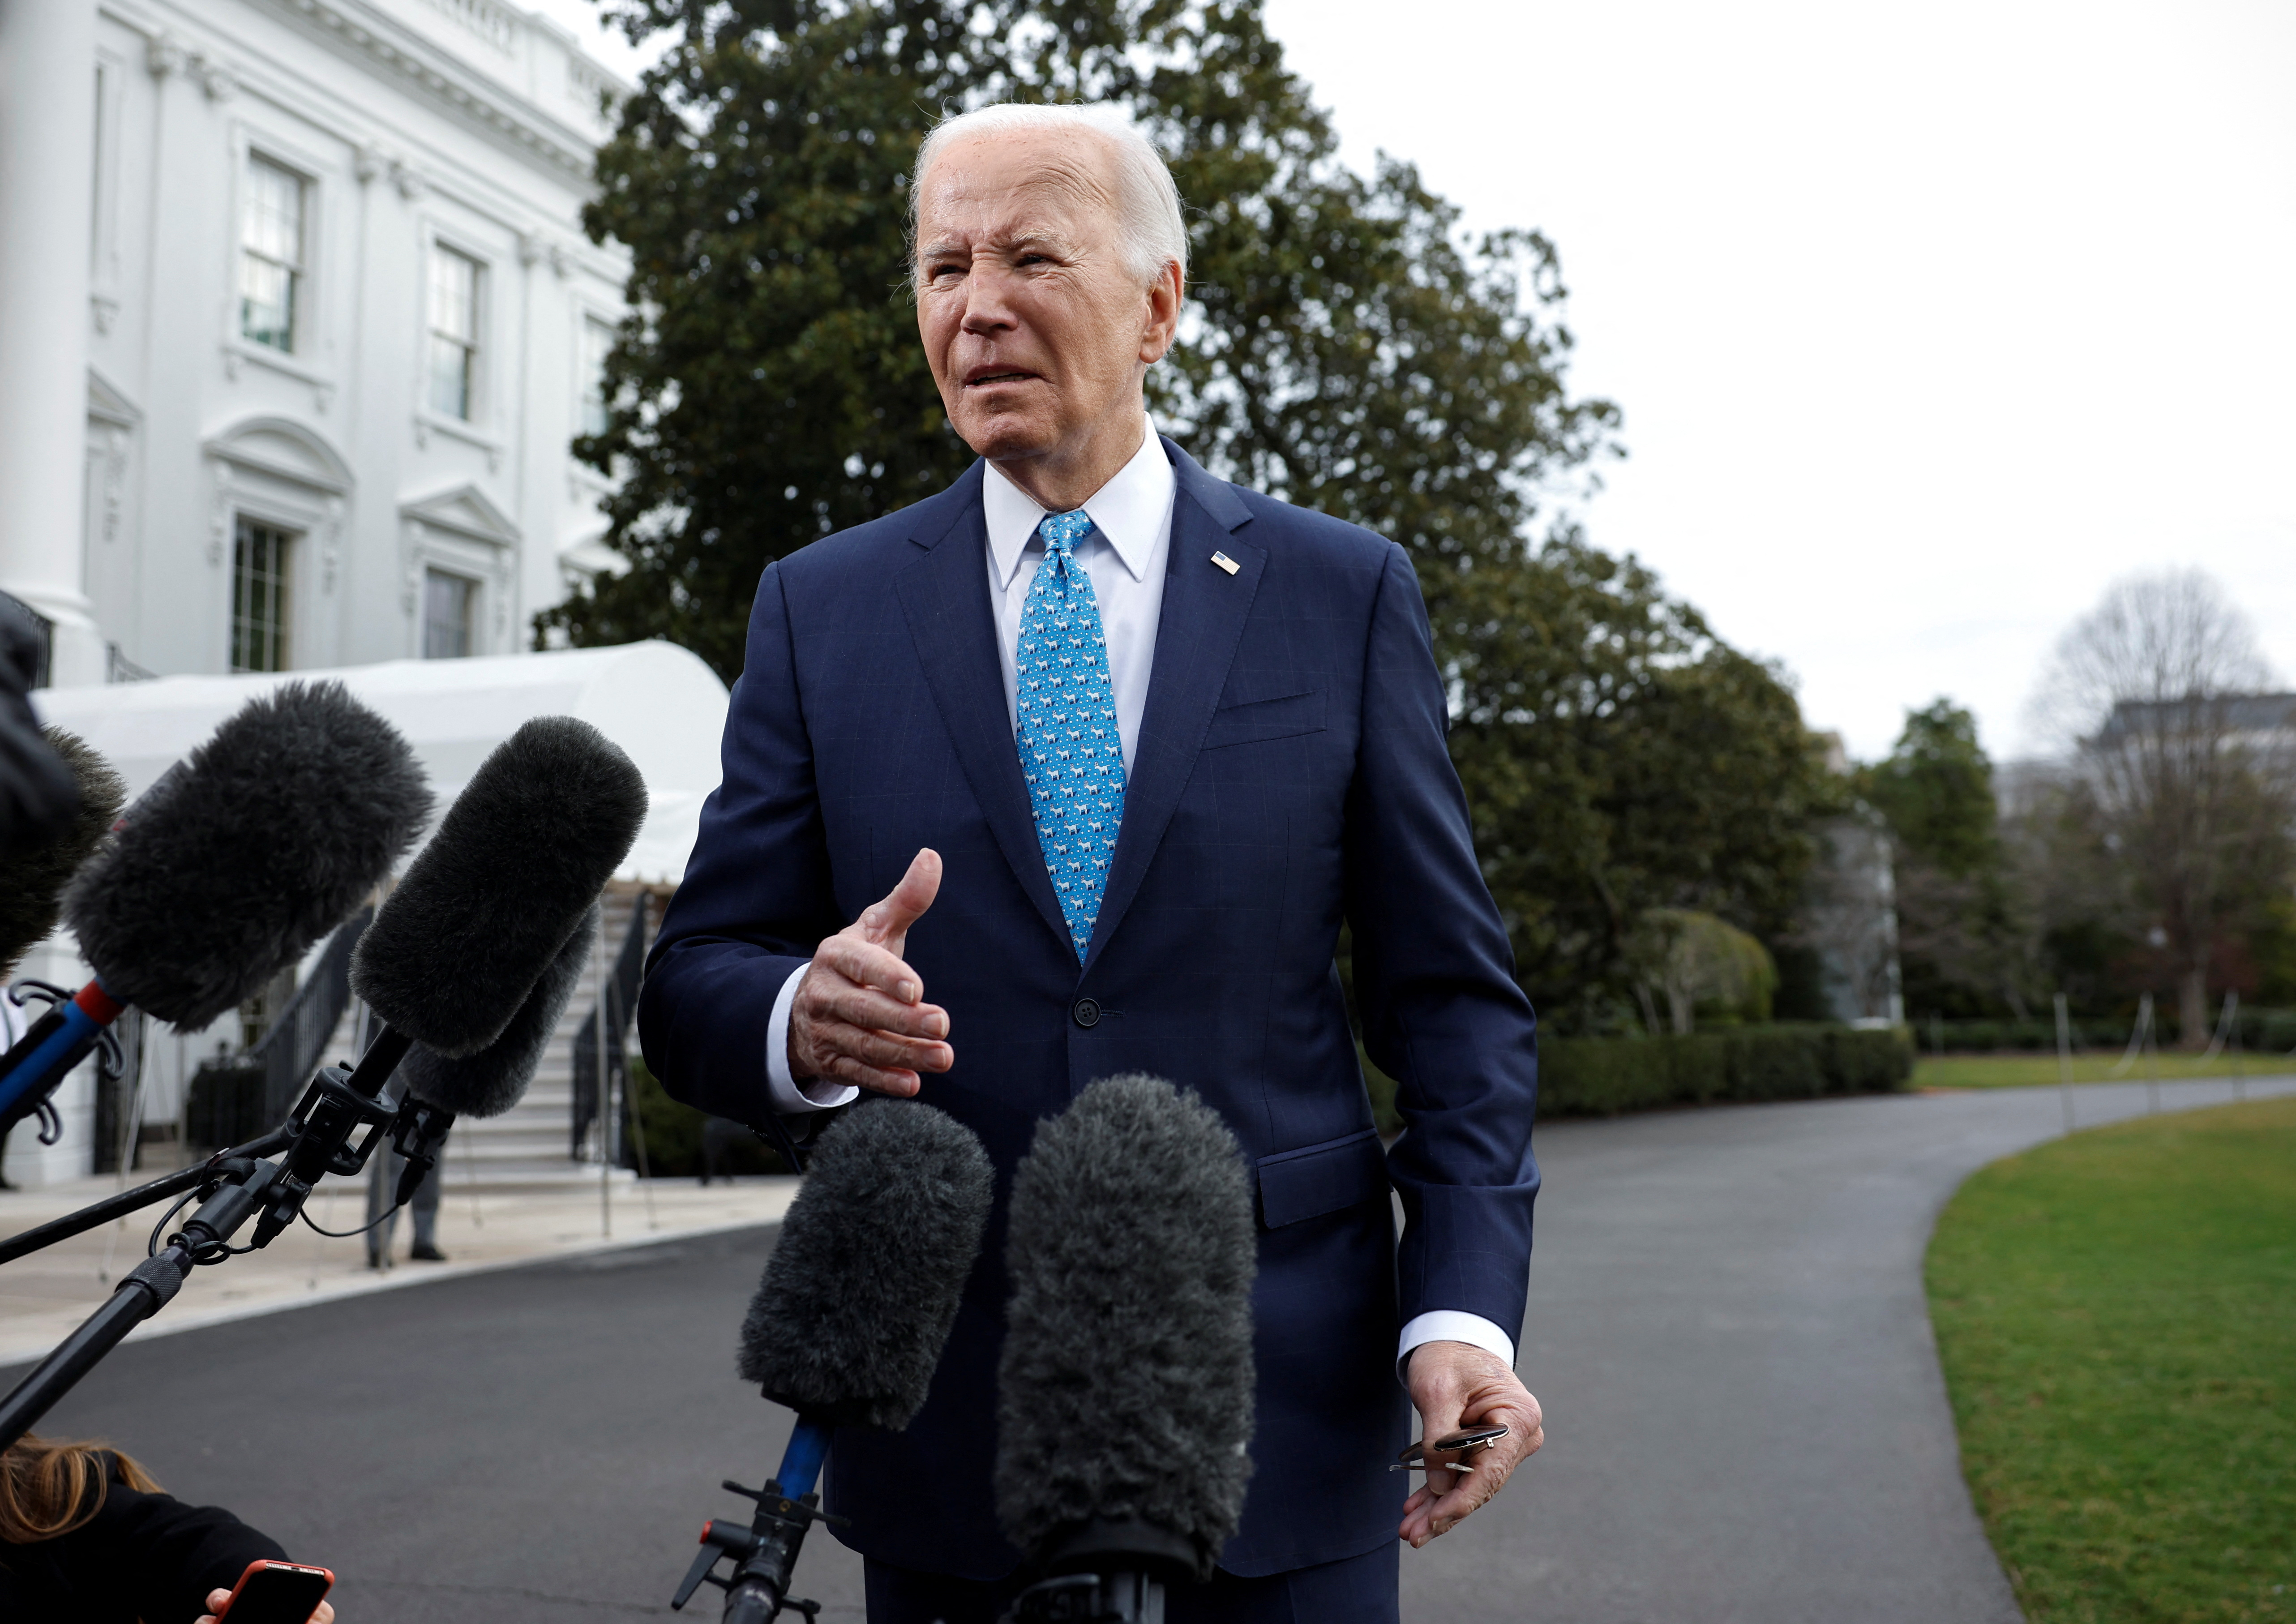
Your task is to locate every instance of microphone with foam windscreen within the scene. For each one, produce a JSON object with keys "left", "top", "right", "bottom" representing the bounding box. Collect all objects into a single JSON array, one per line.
[
  {"left": 673, "top": 1099, "right": 994, "bottom": 1622},
  {"left": 0, "top": 730, "right": 126, "bottom": 979},
  {"left": 0, "top": 730, "right": 127, "bottom": 1147},
  {"left": 383, "top": 899, "right": 601, "bottom": 1206},
  {"left": 0, "top": 607, "right": 81, "bottom": 857},
  {"left": 0, "top": 684, "right": 430, "bottom": 1141},
  {"left": 255, "top": 716, "right": 648, "bottom": 1243},
  {"left": 995, "top": 1074, "right": 1259, "bottom": 1624}
]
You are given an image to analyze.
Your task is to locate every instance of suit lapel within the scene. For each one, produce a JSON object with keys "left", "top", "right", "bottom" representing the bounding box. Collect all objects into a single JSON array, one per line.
[
  {"left": 1083, "top": 442, "right": 1263, "bottom": 975},
  {"left": 893, "top": 464, "right": 1074, "bottom": 953}
]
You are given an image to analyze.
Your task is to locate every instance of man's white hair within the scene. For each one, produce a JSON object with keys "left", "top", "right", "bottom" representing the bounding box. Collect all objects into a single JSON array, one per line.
[{"left": 911, "top": 103, "right": 1187, "bottom": 290}]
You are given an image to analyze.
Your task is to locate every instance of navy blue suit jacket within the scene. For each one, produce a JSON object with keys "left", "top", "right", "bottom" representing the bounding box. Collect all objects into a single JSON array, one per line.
[{"left": 640, "top": 438, "right": 1540, "bottom": 1578}]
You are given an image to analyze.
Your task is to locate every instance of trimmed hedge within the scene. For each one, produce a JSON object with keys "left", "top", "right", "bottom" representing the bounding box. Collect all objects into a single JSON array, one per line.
[
  {"left": 1538, "top": 1023, "right": 1913, "bottom": 1119},
  {"left": 1359, "top": 1023, "right": 1912, "bottom": 1130},
  {"left": 1911, "top": 1009, "right": 2296, "bottom": 1055},
  {"left": 626, "top": 1058, "right": 793, "bottom": 1178}
]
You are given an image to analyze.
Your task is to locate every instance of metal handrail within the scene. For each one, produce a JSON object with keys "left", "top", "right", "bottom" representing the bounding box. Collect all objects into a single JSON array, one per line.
[
  {"left": 571, "top": 893, "right": 649, "bottom": 1161},
  {"left": 248, "top": 905, "right": 372, "bottom": 1124}
]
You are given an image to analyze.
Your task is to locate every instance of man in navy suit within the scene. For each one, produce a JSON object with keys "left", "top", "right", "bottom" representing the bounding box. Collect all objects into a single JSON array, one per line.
[{"left": 640, "top": 101, "right": 1543, "bottom": 1624}]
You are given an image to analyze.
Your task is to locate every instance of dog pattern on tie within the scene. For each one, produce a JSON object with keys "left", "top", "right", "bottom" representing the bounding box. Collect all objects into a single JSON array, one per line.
[{"left": 1014, "top": 509, "right": 1128, "bottom": 960}]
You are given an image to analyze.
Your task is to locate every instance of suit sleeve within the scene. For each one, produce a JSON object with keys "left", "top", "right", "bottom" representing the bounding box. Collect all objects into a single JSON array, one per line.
[
  {"left": 639, "top": 561, "right": 844, "bottom": 1121},
  {"left": 1343, "top": 543, "right": 1541, "bottom": 1348}
]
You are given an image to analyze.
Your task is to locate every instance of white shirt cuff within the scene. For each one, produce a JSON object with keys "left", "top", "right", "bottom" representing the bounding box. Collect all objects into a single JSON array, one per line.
[
  {"left": 763, "top": 962, "right": 859, "bottom": 1114},
  {"left": 1397, "top": 1311, "right": 1517, "bottom": 1380}
]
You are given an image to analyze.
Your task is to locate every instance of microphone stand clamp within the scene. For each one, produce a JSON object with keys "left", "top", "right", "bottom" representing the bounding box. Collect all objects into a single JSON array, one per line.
[
  {"left": 671, "top": 1476, "right": 847, "bottom": 1622},
  {"left": 4, "top": 979, "right": 126, "bottom": 1146},
  {"left": 250, "top": 1026, "right": 414, "bottom": 1248},
  {"left": 1002, "top": 1571, "right": 1165, "bottom": 1624},
  {"left": 999, "top": 1521, "right": 1202, "bottom": 1624}
]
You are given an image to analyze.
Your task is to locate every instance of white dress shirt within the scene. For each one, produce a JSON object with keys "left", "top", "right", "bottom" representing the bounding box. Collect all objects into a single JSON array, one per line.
[{"left": 758, "top": 413, "right": 1515, "bottom": 1374}]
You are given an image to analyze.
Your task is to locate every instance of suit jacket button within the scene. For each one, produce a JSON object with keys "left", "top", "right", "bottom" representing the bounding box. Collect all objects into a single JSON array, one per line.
[{"left": 1072, "top": 998, "right": 1101, "bottom": 1028}]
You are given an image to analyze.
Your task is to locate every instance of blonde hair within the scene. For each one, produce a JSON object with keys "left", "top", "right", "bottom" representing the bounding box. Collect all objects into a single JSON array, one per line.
[
  {"left": 911, "top": 102, "right": 1187, "bottom": 290},
  {"left": 0, "top": 1436, "right": 159, "bottom": 1544}
]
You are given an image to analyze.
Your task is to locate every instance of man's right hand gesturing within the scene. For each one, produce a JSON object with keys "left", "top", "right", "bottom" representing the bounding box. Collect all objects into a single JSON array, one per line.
[{"left": 788, "top": 848, "right": 954, "bottom": 1096}]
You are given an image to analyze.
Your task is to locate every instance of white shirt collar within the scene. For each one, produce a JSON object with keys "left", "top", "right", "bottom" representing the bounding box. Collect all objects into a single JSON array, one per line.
[{"left": 981, "top": 415, "right": 1172, "bottom": 590}]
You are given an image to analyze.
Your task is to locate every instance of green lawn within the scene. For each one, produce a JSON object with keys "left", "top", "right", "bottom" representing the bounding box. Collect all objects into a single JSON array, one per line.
[
  {"left": 1925, "top": 1097, "right": 2296, "bottom": 1622},
  {"left": 1915, "top": 1051, "right": 2294, "bottom": 1090}
]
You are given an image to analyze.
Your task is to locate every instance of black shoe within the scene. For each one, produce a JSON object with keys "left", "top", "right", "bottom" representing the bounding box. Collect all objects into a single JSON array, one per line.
[{"left": 409, "top": 1241, "right": 447, "bottom": 1263}]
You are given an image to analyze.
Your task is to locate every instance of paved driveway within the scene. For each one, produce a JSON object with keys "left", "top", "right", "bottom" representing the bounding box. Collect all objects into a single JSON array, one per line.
[{"left": 13, "top": 1075, "right": 2288, "bottom": 1621}]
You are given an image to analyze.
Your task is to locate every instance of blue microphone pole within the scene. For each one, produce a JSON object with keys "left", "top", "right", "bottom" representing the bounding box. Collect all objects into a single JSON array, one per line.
[{"left": 672, "top": 1417, "right": 839, "bottom": 1622}]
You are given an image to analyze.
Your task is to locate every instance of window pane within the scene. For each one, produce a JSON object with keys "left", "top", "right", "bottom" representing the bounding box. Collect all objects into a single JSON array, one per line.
[
  {"left": 243, "top": 157, "right": 302, "bottom": 265},
  {"left": 428, "top": 247, "right": 477, "bottom": 344},
  {"left": 428, "top": 335, "right": 472, "bottom": 420},
  {"left": 427, "top": 247, "right": 480, "bottom": 419},
  {"left": 423, "top": 569, "right": 473, "bottom": 659},
  {"left": 231, "top": 519, "right": 293, "bottom": 673},
  {"left": 580, "top": 318, "right": 613, "bottom": 437},
  {"left": 240, "top": 154, "right": 303, "bottom": 353},
  {"left": 240, "top": 254, "right": 294, "bottom": 351}
]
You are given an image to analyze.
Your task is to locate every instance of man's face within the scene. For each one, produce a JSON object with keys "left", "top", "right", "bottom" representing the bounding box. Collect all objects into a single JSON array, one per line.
[{"left": 914, "top": 130, "right": 1177, "bottom": 469}]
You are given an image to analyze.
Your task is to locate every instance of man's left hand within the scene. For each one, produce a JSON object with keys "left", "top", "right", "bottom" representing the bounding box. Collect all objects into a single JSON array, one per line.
[{"left": 1399, "top": 1340, "right": 1543, "bottom": 1548}]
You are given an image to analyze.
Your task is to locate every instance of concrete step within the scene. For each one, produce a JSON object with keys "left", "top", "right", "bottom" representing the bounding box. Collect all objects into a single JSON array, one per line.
[
  {"left": 431, "top": 1167, "right": 639, "bottom": 1196},
  {"left": 451, "top": 1141, "right": 581, "bottom": 1166}
]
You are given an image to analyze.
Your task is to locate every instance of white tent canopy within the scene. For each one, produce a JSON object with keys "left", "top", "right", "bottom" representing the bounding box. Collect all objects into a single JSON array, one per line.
[{"left": 34, "top": 643, "right": 729, "bottom": 885}]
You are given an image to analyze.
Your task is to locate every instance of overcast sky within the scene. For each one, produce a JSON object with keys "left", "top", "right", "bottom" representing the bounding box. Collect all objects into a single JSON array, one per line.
[{"left": 537, "top": 0, "right": 2296, "bottom": 762}]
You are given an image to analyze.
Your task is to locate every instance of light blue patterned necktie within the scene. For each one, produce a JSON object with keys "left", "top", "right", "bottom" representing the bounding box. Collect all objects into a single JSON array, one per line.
[{"left": 1014, "top": 509, "right": 1127, "bottom": 961}]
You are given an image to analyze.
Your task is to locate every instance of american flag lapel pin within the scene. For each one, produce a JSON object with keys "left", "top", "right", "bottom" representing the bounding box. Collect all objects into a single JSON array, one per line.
[{"left": 1211, "top": 550, "right": 1240, "bottom": 575}]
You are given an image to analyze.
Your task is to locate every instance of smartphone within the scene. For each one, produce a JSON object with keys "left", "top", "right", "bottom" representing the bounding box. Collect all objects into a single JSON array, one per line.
[{"left": 213, "top": 1559, "right": 334, "bottom": 1624}]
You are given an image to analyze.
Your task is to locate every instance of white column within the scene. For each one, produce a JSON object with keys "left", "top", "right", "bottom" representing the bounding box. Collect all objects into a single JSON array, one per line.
[{"left": 0, "top": 0, "right": 106, "bottom": 686}]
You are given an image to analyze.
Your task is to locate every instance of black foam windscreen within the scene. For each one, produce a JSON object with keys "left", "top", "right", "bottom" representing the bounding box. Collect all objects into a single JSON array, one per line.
[
  {"left": 63, "top": 682, "right": 431, "bottom": 1030},
  {"left": 351, "top": 717, "right": 646, "bottom": 1058},
  {"left": 394, "top": 900, "right": 599, "bottom": 1119},
  {"left": 997, "top": 1075, "right": 1258, "bottom": 1581},
  {"left": 737, "top": 1100, "right": 994, "bottom": 1431},
  {"left": 0, "top": 730, "right": 125, "bottom": 978},
  {"left": 0, "top": 608, "right": 79, "bottom": 858}
]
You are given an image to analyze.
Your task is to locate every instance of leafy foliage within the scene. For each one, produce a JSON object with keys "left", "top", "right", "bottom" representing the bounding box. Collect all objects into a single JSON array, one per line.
[
  {"left": 1861, "top": 700, "right": 1998, "bottom": 880},
  {"left": 1447, "top": 537, "right": 1835, "bottom": 1027},
  {"left": 561, "top": 0, "right": 1835, "bottom": 1030},
  {"left": 1859, "top": 700, "right": 2037, "bottom": 1020}
]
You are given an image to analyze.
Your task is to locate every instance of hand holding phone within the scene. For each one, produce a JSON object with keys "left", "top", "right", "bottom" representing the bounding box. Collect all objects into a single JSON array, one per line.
[{"left": 199, "top": 1559, "right": 336, "bottom": 1624}]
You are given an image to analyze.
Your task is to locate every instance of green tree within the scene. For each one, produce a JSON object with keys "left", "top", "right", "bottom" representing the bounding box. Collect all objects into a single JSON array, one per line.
[
  {"left": 1859, "top": 700, "right": 2038, "bottom": 1020},
  {"left": 1446, "top": 535, "right": 1834, "bottom": 1029},
  {"left": 1860, "top": 700, "right": 1997, "bottom": 879}
]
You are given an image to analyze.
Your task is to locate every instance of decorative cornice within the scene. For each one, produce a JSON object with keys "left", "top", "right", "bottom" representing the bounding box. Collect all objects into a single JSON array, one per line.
[
  {"left": 402, "top": 480, "right": 521, "bottom": 547},
  {"left": 145, "top": 30, "right": 187, "bottom": 78},
  {"left": 249, "top": 0, "right": 617, "bottom": 183},
  {"left": 205, "top": 414, "right": 356, "bottom": 494}
]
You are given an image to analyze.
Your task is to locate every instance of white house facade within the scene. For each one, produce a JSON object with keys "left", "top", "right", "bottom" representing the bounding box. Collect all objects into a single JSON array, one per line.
[
  {"left": 0, "top": 0, "right": 651, "bottom": 1187},
  {"left": 0, "top": 0, "right": 631, "bottom": 691}
]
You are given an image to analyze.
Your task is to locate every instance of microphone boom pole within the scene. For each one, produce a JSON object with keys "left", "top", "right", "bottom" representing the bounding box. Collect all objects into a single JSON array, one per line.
[
  {"left": 0, "top": 1020, "right": 465, "bottom": 1443},
  {"left": 0, "top": 1159, "right": 282, "bottom": 1450},
  {"left": 0, "top": 1124, "right": 293, "bottom": 1266}
]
